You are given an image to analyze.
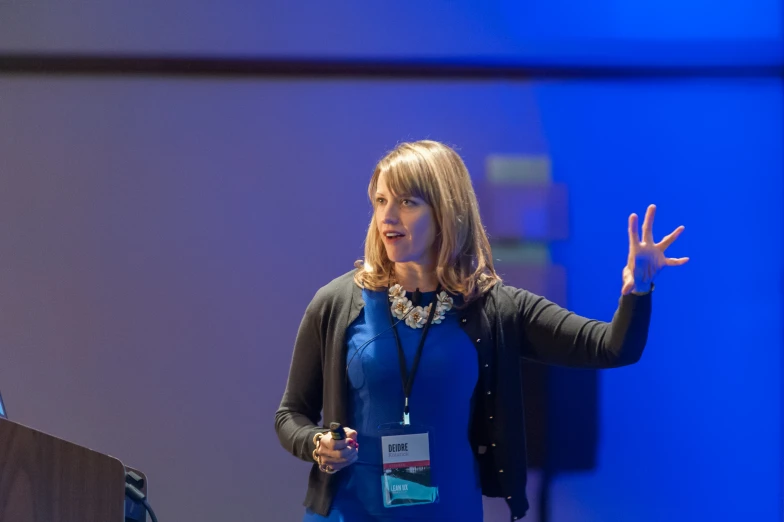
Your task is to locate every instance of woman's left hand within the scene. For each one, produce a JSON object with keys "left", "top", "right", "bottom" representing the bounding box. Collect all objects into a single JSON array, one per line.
[{"left": 622, "top": 204, "right": 689, "bottom": 295}]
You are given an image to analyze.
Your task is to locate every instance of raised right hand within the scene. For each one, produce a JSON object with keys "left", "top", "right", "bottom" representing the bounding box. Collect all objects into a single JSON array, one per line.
[{"left": 315, "top": 427, "right": 359, "bottom": 472}]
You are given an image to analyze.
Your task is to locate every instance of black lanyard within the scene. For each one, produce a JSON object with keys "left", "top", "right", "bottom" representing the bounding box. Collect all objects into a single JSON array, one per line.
[{"left": 387, "top": 284, "right": 441, "bottom": 425}]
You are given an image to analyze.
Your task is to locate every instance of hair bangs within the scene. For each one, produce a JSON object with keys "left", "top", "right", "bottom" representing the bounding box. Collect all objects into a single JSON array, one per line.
[{"left": 373, "top": 150, "right": 434, "bottom": 205}]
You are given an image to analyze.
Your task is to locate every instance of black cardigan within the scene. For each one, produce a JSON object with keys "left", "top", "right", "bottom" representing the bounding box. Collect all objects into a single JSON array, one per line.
[{"left": 275, "top": 270, "right": 651, "bottom": 521}]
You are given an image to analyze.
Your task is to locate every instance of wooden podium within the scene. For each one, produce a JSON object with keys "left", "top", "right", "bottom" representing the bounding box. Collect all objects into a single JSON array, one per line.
[{"left": 0, "top": 417, "right": 147, "bottom": 522}]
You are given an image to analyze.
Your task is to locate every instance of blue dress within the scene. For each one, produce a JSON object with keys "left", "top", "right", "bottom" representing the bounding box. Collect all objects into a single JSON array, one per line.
[{"left": 303, "top": 288, "right": 483, "bottom": 522}]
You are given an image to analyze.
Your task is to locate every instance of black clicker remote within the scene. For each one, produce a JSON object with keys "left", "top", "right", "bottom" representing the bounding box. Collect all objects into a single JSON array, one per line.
[{"left": 330, "top": 422, "right": 346, "bottom": 441}]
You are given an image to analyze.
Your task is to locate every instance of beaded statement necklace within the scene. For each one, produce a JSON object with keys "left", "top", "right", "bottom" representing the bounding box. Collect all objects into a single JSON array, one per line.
[{"left": 388, "top": 284, "right": 454, "bottom": 329}]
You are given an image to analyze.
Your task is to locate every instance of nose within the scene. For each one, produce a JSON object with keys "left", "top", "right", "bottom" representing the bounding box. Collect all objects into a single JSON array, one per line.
[{"left": 381, "top": 202, "right": 400, "bottom": 224}]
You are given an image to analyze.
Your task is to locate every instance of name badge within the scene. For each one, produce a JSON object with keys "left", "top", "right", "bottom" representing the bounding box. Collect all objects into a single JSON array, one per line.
[{"left": 380, "top": 432, "right": 439, "bottom": 508}]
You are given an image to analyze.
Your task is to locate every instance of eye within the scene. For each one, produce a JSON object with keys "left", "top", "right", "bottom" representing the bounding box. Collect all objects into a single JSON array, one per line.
[
  {"left": 401, "top": 198, "right": 416, "bottom": 207},
  {"left": 375, "top": 197, "right": 386, "bottom": 205}
]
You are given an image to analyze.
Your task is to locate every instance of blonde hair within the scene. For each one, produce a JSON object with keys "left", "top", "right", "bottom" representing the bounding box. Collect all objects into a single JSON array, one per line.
[{"left": 353, "top": 140, "right": 500, "bottom": 303}]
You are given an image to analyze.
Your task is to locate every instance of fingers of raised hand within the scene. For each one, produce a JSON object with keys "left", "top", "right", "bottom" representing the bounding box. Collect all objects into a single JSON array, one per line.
[
  {"left": 656, "top": 226, "right": 685, "bottom": 251},
  {"left": 664, "top": 257, "right": 689, "bottom": 266},
  {"left": 620, "top": 266, "right": 636, "bottom": 295},
  {"left": 628, "top": 213, "right": 640, "bottom": 245},
  {"left": 641, "top": 204, "right": 656, "bottom": 243}
]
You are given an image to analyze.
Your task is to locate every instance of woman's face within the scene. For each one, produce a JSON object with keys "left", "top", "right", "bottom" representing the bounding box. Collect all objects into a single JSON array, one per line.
[{"left": 374, "top": 173, "right": 436, "bottom": 267}]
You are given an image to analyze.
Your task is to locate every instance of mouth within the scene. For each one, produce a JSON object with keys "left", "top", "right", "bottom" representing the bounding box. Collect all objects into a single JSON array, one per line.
[{"left": 383, "top": 231, "right": 405, "bottom": 243}]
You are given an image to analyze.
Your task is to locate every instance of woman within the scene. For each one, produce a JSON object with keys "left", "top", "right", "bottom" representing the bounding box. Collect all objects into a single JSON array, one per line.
[{"left": 275, "top": 140, "right": 687, "bottom": 522}]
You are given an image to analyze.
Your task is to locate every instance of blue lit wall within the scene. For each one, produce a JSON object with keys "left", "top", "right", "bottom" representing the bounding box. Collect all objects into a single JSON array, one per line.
[{"left": 538, "top": 79, "right": 783, "bottom": 521}]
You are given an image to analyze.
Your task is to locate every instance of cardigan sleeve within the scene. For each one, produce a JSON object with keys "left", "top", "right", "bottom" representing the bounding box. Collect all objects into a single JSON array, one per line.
[
  {"left": 505, "top": 285, "right": 653, "bottom": 368},
  {"left": 274, "top": 296, "right": 330, "bottom": 463}
]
